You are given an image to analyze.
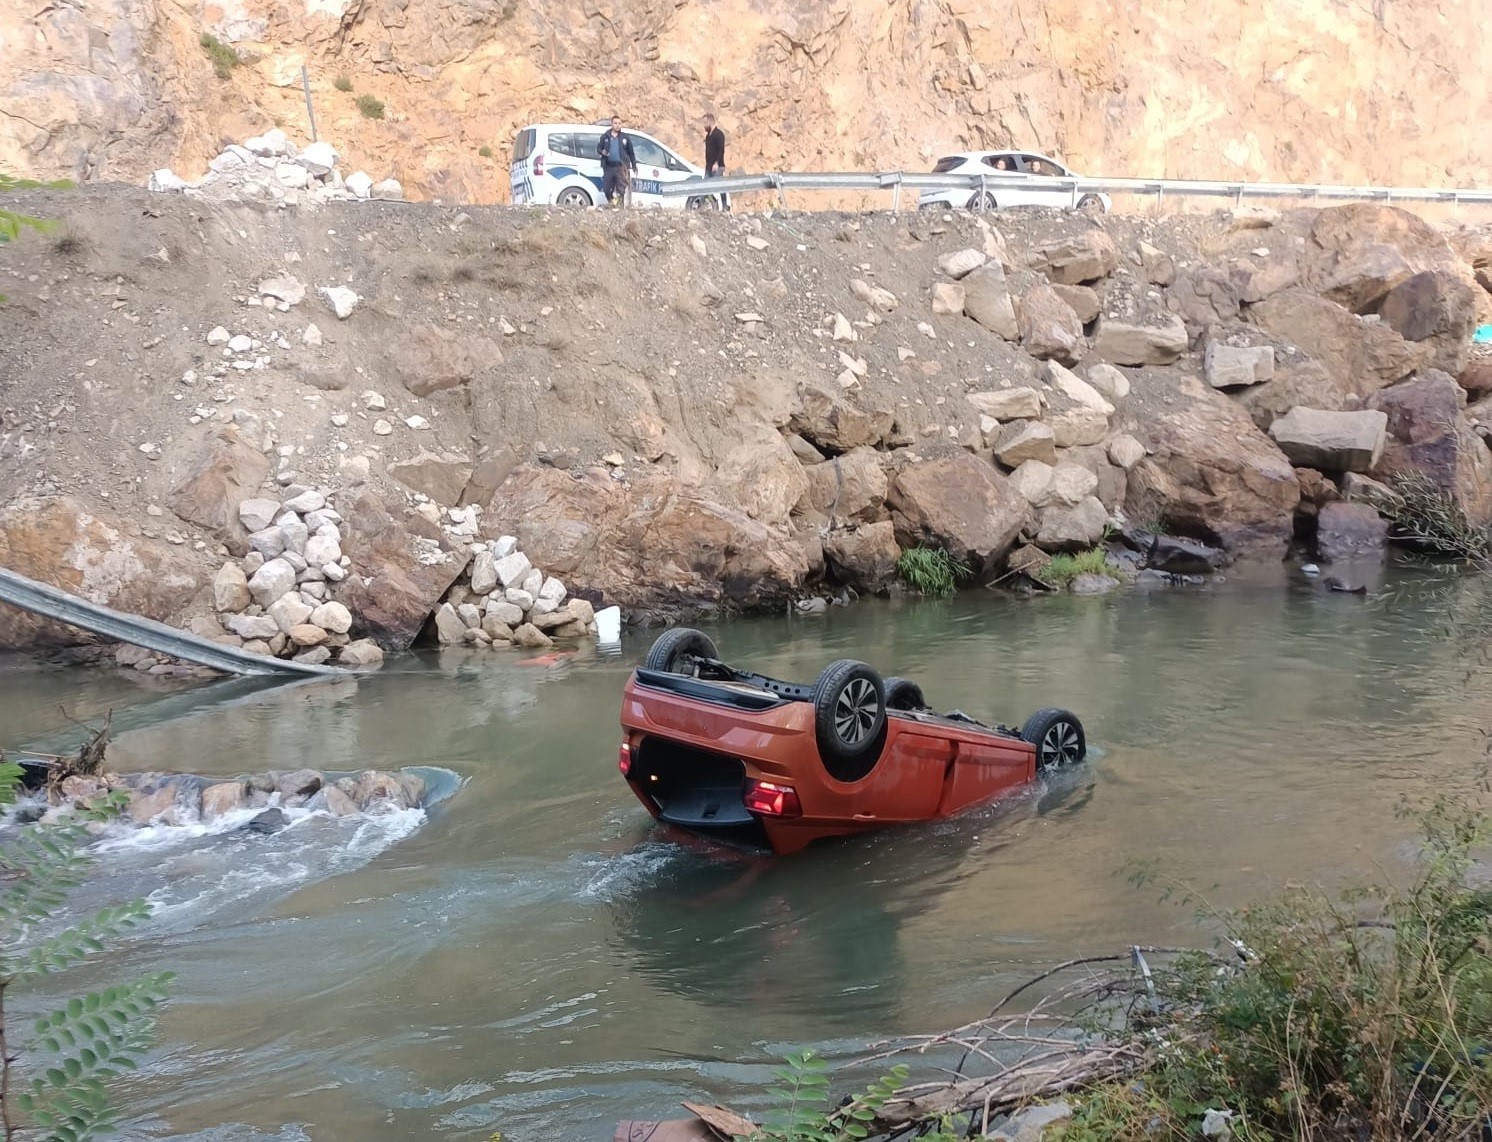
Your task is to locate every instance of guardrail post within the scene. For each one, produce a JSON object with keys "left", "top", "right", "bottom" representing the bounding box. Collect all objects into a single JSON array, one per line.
[
  {"left": 891, "top": 177, "right": 902, "bottom": 214},
  {"left": 977, "top": 174, "right": 987, "bottom": 212}
]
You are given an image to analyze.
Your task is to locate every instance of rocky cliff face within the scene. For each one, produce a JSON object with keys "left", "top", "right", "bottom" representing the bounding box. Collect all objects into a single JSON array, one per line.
[{"left": 3, "top": 0, "right": 1487, "bottom": 201}]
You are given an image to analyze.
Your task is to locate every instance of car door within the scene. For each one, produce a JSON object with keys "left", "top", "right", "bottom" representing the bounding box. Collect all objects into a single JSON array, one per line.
[
  {"left": 1018, "top": 156, "right": 1075, "bottom": 209},
  {"left": 627, "top": 134, "right": 672, "bottom": 207}
]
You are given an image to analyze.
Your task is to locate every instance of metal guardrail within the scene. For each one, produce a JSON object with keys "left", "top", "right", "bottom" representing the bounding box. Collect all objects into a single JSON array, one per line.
[
  {"left": 663, "top": 170, "right": 1492, "bottom": 210},
  {"left": 0, "top": 567, "right": 343, "bottom": 677}
]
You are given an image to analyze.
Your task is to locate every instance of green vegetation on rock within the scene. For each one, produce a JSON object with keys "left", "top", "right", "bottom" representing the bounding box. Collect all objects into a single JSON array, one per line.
[
  {"left": 355, "top": 94, "right": 386, "bottom": 120},
  {"left": 895, "top": 547, "right": 969, "bottom": 597},
  {"left": 199, "top": 32, "right": 239, "bottom": 80},
  {"left": 1035, "top": 547, "right": 1113, "bottom": 589}
]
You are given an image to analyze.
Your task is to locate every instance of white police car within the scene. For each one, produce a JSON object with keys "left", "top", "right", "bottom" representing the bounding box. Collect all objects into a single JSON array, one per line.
[{"left": 509, "top": 122, "right": 721, "bottom": 209}]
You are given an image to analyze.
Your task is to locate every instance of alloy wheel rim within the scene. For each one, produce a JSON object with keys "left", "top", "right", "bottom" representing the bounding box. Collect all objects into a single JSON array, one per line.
[
  {"left": 1040, "top": 722, "right": 1082, "bottom": 767},
  {"left": 834, "top": 678, "right": 879, "bottom": 745}
]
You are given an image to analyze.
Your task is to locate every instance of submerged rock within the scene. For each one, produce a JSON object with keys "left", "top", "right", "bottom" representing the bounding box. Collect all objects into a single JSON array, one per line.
[{"left": 245, "top": 808, "right": 290, "bottom": 835}]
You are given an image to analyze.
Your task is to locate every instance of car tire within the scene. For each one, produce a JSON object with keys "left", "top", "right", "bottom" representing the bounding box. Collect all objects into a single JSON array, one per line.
[
  {"left": 685, "top": 195, "right": 719, "bottom": 211},
  {"left": 643, "top": 627, "right": 719, "bottom": 675},
  {"left": 556, "top": 187, "right": 593, "bottom": 208},
  {"left": 1021, "top": 708, "right": 1087, "bottom": 771},
  {"left": 1077, "top": 194, "right": 1105, "bottom": 214},
  {"left": 967, "top": 191, "right": 998, "bottom": 211},
  {"left": 884, "top": 677, "right": 926, "bottom": 712},
  {"left": 812, "top": 660, "right": 887, "bottom": 781}
]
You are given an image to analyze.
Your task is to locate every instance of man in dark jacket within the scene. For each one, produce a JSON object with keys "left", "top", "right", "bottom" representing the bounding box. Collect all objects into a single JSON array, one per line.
[
  {"left": 703, "top": 113, "right": 729, "bottom": 210},
  {"left": 596, "top": 116, "right": 637, "bottom": 206}
]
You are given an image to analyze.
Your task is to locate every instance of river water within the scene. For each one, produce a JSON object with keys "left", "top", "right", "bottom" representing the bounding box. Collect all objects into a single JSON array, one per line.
[{"left": 2, "top": 562, "right": 1490, "bottom": 1141}]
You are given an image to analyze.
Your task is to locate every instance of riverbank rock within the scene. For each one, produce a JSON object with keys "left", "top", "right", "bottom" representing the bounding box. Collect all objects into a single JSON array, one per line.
[
  {"left": 1248, "top": 289, "right": 1430, "bottom": 398},
  {"left": 1092, "top": 313, "right": 1188, "bottom": 366},
  {"left": 1268, "top": 407, "right": 1389, "bottom": 472},
  {"left": 0, "top": 496, "right": 209, "bottom": 650},
  {"left": 168, "top": 427, "right": 272, "bottom": 554},
  {"left": 488, "top": 465, "right": 815, "bottom": 613},
  {"left": 1368, "top": 372, "right": 1492, "bottom": 525},
  {"left": 1126, "top": 391, "right": 1300, "bottom": 555},
  {"left": 886, "top": 449, "right": 1031, "bottom": 572},
  {"left": 1377, "top": 270, "right": 1479, "bottom": 376},
  {"left": 336, "top": 490, "right": 472, "bottom": 649},
  {"left": 1315, "top": 501, "right": 1389, "bottom": 562},
  {"left": 823, "top": 521, "right": 901, "bottom": 593}
]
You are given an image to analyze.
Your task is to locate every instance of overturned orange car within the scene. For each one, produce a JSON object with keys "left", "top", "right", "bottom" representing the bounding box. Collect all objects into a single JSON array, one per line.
[{"left": 618, "top": 628, "right": 1088, "bottom": 855}]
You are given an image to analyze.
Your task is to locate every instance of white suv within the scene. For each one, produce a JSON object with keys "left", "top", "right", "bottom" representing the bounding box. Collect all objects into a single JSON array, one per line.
[
  {"left": 509, "top": 123, "right": 720, "bottom": 209},
  {"left": 918, "top": 150, "right": 1109, "bottom": 213}
]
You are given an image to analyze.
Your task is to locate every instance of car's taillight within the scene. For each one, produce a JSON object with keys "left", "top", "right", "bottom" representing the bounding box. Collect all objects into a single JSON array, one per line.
[
  {"left": 617, "top": 742, "right": 631, "bottom": 776},
  {"left": 533, "top": 153, "right": 545, "bottom": 177},
  {"left": 743, "top": 779, "right": 801, "bottom": 818}
]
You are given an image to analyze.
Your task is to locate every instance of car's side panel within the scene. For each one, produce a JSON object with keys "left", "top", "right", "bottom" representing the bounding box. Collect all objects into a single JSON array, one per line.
[{"left": 935, "top": 735, "right": 1035, "bottom": 816}]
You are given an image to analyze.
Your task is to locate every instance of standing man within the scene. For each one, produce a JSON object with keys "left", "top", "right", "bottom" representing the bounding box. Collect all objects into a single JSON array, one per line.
[
  {"left": 595, "top": 116, "right": 637, "bottom": 207},
  {"left": 703, "top": 113, "right": 729, "bottom": 211}
]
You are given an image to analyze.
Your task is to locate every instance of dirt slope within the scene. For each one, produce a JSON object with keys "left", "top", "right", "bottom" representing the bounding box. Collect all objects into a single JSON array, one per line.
[{"left": 2, "top": 0, "right": 1488, "bottom": 202}]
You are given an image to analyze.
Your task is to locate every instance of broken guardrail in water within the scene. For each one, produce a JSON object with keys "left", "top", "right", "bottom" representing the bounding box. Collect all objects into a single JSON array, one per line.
[{"left": 0, "top": 567, "right": 343, "bottom": 677}]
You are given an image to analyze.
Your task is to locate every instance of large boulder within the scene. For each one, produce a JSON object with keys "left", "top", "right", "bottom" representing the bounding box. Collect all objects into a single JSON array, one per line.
[
  {"left": 334, "top": 490, "right": 473, "bottom": 649},
  {"left": 0, "top": 497, "right": 209, "bottom": 649},
  {"left": 1029, "top": 231, "right": 1119, "bottom": 285},
  {"left": 1018, "top": 285, "right": 1084, "bottom": 364},
  {"left": 1035, "top": 497, "right": 1109, "bottom": 552},
  {"left": 708, "top": 428, "right": 810, "bottom": 524},
  {"left": 1092, "top": 313, "right": 1188, "bottom": 366},
  {"left": 1315, "top": 501, "right": 1389, "bottom": 562},
  {"left": 803, "top": 446, "right": 888, "bottom": 523},
  {"left": 967, "top": 387, "right": 1044, "bottom": 422},
  {"left": 788, "top": 384, "right": 894, "bottom": 452},
  {"left": 1236, "top": 359, "right": 1347, "bottom": 433},
  {"left": 1267, "top": 407, "right": 1389, "bottom": 472},
  {"left": 1302, "top": 204, "right": 1457, "bottom": 313},
  {"left": 1377, "top": 270, "right": 1479, "bottom": 377},
  {"left": 886, "top": 450, "right": 1031, "bottom": 573},
  {"left": 1166, "top": 266, "right": 1242, "bottom": 333},
  {"left": 1368, "top": 372, "right": 1492, "bottom": 526},
  {"left": 961, "top": 263, "right": 1018, "bottom": 339},
  {"left": 1125, "top": 391, "right": 1300, "bottom": 555},
  {"left": 487, "top": 466, "right": 816, "bottom": 612},
  {"left": 1248, "top": 288, "right": 1431, "bottom": 398},
  {"left": 386, "top": 450, "right": 474, "bottom": 506},
  {"left": 823, "top": 521, "right": 901, "bottom": 594},
  {"left": 167, "top": 427, "right": 271, "bottom": 554},
  {"left": 390, "top": 324, "right": 502, "bottom": 398}
]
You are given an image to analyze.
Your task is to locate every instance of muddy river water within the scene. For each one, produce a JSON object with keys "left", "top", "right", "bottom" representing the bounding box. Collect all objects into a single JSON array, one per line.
[{"left": 3, "top": 562, "right": 1490, "bottom": 1140}]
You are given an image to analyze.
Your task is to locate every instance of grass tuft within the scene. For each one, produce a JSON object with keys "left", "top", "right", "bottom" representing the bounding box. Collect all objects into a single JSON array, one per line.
[
  {"left": 896, "top": 546, "right": 970, "bottom": 597},
  {"left": 355, "top": 94, "right": 385, "bottom": 120},
  {"left": 1035, "top": 547, "right": 1112, "bottom": 589},
  {"left": 199, "top": 32, "right": 240, "bottom": 80},
  {"left": 333, "top": 74, "right": 353, "bottom": 92},
  {"left": 478, "top": 145, "right": 493, "bottom": 158}
]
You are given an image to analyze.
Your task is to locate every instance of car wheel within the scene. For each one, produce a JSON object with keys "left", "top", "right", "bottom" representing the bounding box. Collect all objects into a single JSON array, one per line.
[
  {"left": 967, "top": 192, "right": 998, "bottom": 211},
  {"left": 1077, "top": 194, "right": 1105, "bottom": 214},
  {"left": 812, "top": 660, "right": 887, "bottom": 781},
  {"left": 884, "top": 677, "right": 927, "bottom": 712},
  {"left": 1021, "top": 708, "right": 1087, "bottom": 771},
  {"left": 643, "top": 627, "right": 719, "bottom": 675},
  {"left": 556, "top": 187, "right": 593, "bottom": 208},
  {"left": 685, "top": 195, "right": 719, "bottom": 211}
]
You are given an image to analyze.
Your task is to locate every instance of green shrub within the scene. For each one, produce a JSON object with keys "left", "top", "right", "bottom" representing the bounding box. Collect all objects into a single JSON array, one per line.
[
  {"left": 745, "top": 1050, "right": 911, "bottom": 1141},
  {"left": 199, "top": 32, "right": 239, "bottom": 80},
  {"left": 333, "top": 74, "right": 353, "bottom": 92},
  {"left": 355, "top": 94, "right": 385, "bottom": 120},
  {"left": 1057, "top": 799, "right": 1492, "bottom": 1141},
  {"left": 478, "top": 145, "right": 493, "bottom": 158},
  {"left": 895, "top": 547, "right": 969, "bottom": 597},
  {"left": 1379, "top": 470, "right": 1492, "bottom": 562},
  {"left": 0, "top": 749, "right": 173, "bottom": 1137},
  {"left": 1035, "top": 547, "right": 1113, "bottom": 589}
]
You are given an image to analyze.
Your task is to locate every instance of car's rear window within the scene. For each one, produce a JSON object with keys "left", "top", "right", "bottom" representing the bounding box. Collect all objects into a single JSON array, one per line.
[
  {"left": 932, "top": 156, "right": 963, "bottom": 174},
  {"left": 511, "top": 129, "right": 535, "bottom": 163}
]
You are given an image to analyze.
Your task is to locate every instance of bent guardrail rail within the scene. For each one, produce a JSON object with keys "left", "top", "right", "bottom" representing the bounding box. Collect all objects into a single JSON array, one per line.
[
  {"left": 0, "top": 567, "right": 343, "bottom": 677},
  {"left": 662, "top": 170, "right": 1492, "bottom": 211}
]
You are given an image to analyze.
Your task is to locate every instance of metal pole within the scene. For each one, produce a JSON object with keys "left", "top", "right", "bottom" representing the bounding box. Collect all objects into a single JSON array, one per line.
[{"left": 302, "top": 65, "right": 318, "bottom": 143}]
